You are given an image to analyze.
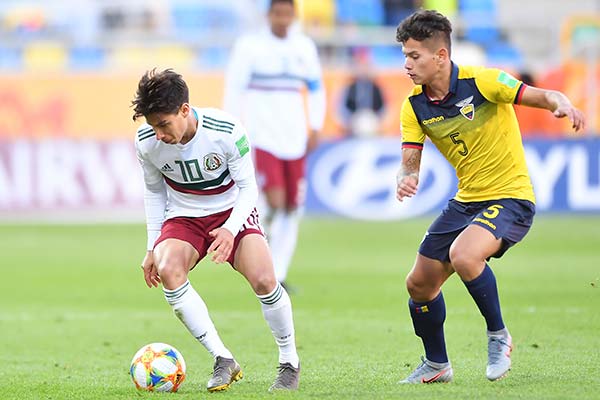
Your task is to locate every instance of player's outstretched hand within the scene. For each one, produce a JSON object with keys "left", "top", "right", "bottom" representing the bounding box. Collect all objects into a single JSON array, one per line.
[
  {"left": 396, "top": 173, "right": 419, "bottom": 202},
  {"left": 141, "top": 251, "right": 161, "bottom": 288},
  {"left": 553, "top": 105, "right": 586, "bottom": 132},
  {"left": 208, "top": 227, "right": 234, "bottom": 264}
]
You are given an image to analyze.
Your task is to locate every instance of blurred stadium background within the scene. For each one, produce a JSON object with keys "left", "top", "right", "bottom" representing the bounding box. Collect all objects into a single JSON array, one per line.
[
  {"left": 1, "top": 2, "right": 599, "bottom": 399},
  {"left": 0, "top": 0, "right": 598, "bottom": 220}
]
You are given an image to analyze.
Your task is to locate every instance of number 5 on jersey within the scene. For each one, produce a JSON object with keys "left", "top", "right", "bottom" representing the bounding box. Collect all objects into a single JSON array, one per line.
[{"left": 450, "top": 132, "right": 469, "bottom": 156}]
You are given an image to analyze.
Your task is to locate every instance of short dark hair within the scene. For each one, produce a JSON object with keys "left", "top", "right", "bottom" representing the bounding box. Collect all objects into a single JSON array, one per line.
[
  {"left": 396, "top": 10, "right": 452, "bottom": 53},
  {"left": 270, "top": 0, "right": 294, "bottom": 9},
  {"left": 131, "top": 68, "right": 189, "bottom": 121}
]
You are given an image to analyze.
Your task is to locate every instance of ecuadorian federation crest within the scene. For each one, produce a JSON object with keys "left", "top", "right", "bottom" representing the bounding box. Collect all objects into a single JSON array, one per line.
[
  {"left": 455, "top": 96, "right": 475, "bottom": 121},
  {"left": 203, "top": 153, "right": 222, "bottom": 171}
]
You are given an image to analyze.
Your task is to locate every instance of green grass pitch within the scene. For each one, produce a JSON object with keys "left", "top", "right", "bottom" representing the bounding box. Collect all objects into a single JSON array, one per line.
[{"left": 1, "top": 215, "right": 599, "bottom": 399}]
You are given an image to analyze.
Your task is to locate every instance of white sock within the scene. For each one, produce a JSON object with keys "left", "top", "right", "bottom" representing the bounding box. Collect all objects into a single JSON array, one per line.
[
  {"left": 163, "top": 280, "right": 233, "bottom": 359},
  {"left": 257, "top": 282, "right": 299, "bottom": 367},
  {"left": 269, "top": 210, "right": 300, "bottom": 282},
  {"left": 488, "top": 327, "right": 511, "bottom": 339}
]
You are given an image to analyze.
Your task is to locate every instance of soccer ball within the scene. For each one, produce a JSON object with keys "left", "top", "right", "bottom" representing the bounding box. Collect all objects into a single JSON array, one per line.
[{"left": 129, "top": 342, "right": 186, "bottom": 392}]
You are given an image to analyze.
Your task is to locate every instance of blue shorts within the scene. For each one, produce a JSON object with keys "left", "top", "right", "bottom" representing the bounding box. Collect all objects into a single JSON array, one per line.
[{"left": 419, "top": 198, "right": 536, "bottom": 262}]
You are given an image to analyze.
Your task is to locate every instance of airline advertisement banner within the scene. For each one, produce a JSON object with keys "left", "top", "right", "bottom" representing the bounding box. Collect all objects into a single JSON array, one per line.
[{"left": 0, "top": 137, "right": 598, "bottom": 220}]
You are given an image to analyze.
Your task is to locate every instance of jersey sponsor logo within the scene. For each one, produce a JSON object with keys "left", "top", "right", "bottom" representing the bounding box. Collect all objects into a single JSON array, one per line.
[
  {"left": 161, "top": 163, "right": 174, "bottom": 172},
  {"left": 203, "top": 153, "right": 222, "bottom": 172},
  {"left": 473, "top": 217, "right": 497, "bottom": 230},
  {"left": 455, "top": 96, "right": 475, "bottom": 121},
  {"left": 422, "top": 115, "right": 445, "bottom": 125},
  {"left": 497, "top": 71, "right": 518, "bottom": 88}
]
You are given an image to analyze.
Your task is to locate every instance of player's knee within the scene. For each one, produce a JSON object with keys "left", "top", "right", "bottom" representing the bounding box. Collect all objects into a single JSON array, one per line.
[
  {"left": 449, "top": 251, "right": 465, "bottom": 273},
  {"left": 157, "top": 259, "right": 187, "bottom": 284},
  {"left": 252, "top": 273, "right": 278, "bottom": 295},
  {"left": 448, "top": 247, "right": 477, "bottom": 275},
  {"left": 266, "top": 190, "right": 286, "bottom": 209},
  {"left": 268, "top": 199, "right": 286, "bottom": 210},
  {"left": 405, "top": 274, "right": 427, "bottom": 299}
]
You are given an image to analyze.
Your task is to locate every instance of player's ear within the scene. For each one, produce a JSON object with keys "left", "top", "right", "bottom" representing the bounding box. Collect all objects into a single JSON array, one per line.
[
  {"left": 179, "top": 103, "right": 190, "bottom": 117},
  {"left": 436, "top": 48, "right": 449, "bottom": 63}
]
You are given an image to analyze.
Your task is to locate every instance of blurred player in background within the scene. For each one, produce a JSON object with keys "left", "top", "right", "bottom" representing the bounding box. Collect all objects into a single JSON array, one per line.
[
  {"left": 394, "top": 10, "right": 585, "bottom": 384},
  {"left": 224, "top": 0, "right": 326, "bottom": 289},
  {"left": 133, "top": 69, "right": 300, "bottom": 392}
]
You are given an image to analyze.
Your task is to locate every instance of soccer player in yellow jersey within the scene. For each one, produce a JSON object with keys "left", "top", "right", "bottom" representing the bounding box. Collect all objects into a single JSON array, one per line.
[{"left": 395, "top": 10, "right": 585, "bottom": 384}]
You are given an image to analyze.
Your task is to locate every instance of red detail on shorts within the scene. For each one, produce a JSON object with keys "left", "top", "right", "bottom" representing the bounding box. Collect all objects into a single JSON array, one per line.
[
  {"left": 254, "top": 148, "right": 306, "bottom": 208},
  {"left": 154, "top": 208, "right": 264, "bottom": 267},
  {"left": 164, "top": 177, "right": 235, "bottom": 195}
]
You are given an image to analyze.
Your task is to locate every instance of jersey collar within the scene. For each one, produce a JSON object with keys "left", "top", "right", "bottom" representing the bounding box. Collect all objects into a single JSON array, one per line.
[
  {"left": 176, "top": 106, "right": 200, "bottom": 149},
  {"left": 426, "top": 62, "right": 459, "bottom": 105}
]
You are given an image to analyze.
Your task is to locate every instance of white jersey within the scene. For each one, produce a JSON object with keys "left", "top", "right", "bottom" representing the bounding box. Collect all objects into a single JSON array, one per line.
[
  {"left": 135, "top": 107, "right": 258, "bottom": 250},
  {"left": 224, "top": 28, "right": 326, "bottom": 160}
]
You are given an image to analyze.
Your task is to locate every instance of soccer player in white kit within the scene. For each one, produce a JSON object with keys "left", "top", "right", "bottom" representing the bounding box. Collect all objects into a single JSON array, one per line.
[
  {"left": 133, "top": 69, "right": 300, "bottom": 392},
  {"left": 224, "top": 0, "right": 326, "bottom": 288}
]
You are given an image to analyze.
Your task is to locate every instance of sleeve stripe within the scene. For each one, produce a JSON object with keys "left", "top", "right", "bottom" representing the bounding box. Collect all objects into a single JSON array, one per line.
[
  {"left": 137, "top": 127, "right": 153, "bottom": 137},
  {"left": 138, "top": 132, "right": 155, "bottom": 141},
  {"left": 514, "top": 83, "right": 527, "bottom": 104},
  {"left": 203, "top": 115, "right": 234, "bottom": 127},
  {"left": 402, "top": 142, "right": 424, "bottom": 149}
]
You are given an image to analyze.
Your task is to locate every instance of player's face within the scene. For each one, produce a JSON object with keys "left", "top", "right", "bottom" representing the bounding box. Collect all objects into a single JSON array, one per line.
[
  {"left": 402, "top": 38, "right": 444, "bottom": 85},
  {"left": 268, "top": 2, "right": 295, "bottom": 38},
  {"left": 145, "top": 106, "right": 190, "bottom": 145}
]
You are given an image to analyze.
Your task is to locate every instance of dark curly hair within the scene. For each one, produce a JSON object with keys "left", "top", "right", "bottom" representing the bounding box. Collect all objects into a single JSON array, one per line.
[
  {"left": 131, "top": 68, "right": 189, "bottom": 121},
  {"left": 396, "top": 10, "right": 452, "bottom": 55}
]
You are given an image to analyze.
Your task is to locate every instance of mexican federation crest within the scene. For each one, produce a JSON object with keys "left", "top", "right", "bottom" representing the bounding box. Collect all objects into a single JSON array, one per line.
[
  {"left": 203, "top": 153, "right": 223, "bottom": 171},
  {"left": 455, "top": 95, "right": 475, "bottom": 121}
]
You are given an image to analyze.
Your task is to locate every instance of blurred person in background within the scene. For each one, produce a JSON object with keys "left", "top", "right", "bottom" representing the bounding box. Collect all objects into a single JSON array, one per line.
[
  {"left": 512, "top": 70, "right": 557, "bottom": 136},
  {"left": 383, "top": 0, "right": 422, "bottom": 26},
  {"left": 394, "top": 10, "right": 585, "bottom": 384},
  {"left": 224, "top": 0, "right": 326, "bottom": 290},
  {"left": 133, "top": 69, "right": 300, "bottom": 392},
  {"left": 339, "top": 47, "right": 386, "bottom": 138}
]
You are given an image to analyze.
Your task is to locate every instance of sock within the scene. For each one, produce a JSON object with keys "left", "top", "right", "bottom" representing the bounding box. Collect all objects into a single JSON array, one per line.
[
  {"left": 257, "top": 282, "right": 299, "bottom": 368},
  {"left": 269, "top": 210, "right": 300, "bottom": 283},
  {"left": 488, "top": 327, "right": 510, "bottom": 339},
  {"left": 409, "top": 292, "right": 448, "bottom": 363},
  {"left": 463, "top": 264, "right": 505, "bottom": 332},
  {"left": 163, "top": 280, "right": 233, "bottom": 359}
]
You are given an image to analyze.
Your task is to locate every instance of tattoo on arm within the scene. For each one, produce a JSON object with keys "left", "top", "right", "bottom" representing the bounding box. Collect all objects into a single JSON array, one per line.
[{"left": 398, "top": 148, "right": 422, "bottom": 180}]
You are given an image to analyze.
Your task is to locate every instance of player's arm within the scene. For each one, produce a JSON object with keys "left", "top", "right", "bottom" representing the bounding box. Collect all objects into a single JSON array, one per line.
[
  {"left": 207, "top": 123, "right": 258, "bottom": 263},
  {"left": 397, "top": 96, "right": 424, "bottom": 202},
  {"left": 519, "top": 86, "right": 586, "bottom": 132},
  {"left": 475, "top": 68, "right": 586, "bottom": 132},
  {"left": 305, "top": 39, "right": 326, "bottom": 151},
  {"left": 136, "top": 141, "right": 166, "bottom": 287},
  {"left": 396, "top": 147, "right": 422, "bottom": 202},
  {"left": 223, "top": 37, "right": 252, "bottom": 118}
]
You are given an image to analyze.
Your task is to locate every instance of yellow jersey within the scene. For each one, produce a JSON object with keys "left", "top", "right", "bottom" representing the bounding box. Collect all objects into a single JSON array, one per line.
[{"left": 401, "top": 63, "right": 535, "bottom": 204}]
